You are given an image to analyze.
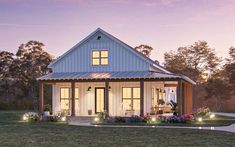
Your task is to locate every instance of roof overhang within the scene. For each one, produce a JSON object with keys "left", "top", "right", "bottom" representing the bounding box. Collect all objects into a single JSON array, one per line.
[{"left": 37, "top": 71, "right": 196, "bottom": 85}]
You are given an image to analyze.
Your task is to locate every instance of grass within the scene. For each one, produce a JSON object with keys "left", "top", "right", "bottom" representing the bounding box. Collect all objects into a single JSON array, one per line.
[{"left": 0, "top": 111, "right": 235, "bottom": 147}]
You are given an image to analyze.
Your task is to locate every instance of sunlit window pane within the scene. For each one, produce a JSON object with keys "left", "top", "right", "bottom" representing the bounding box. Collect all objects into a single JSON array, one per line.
[
  {"left": 61, "top": 99, "right": 70, "bottom": 110},
  {"left": 92, "top": 59, "right": 99, "bottom": 65},
  {"left": 133, "top": 100, "right": 140, "bottom": 111},
  {"left": 101, "top": 58, "right": 108, "bottom": 65},
  {"left": 101, "top": 51, "right": 108, "bottom": 57},
  {"left": 123, "top": 88, "right": 131, "bottom": 98},
  {"left": 75, "top": 88, "right": 79, "bottom": 99},
  {"left": 133, "top": 88, "right": 140, "bottom": 98},
  {"left": 123, "top": 99, "right": 132, "bottom": 110},
  {"left": 60, "top": 88, "right": 70, "bottom": 99},
  {"left": 92, "top": 51, "right": 100, "bottom": 58}
]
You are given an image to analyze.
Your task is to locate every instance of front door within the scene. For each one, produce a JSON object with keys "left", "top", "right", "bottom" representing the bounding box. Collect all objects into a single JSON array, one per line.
[{"left": 95, "top": 88, "right": 105, "bottom": 113}]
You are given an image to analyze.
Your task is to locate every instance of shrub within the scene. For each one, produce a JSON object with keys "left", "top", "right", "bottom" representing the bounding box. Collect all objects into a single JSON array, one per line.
[
  {"left": 44, "top": 104, "right": 51, "bottom": 112},
  {"left": 129, "top": 115, "right": 142, "bottom": 123},
  {"left": 180, "top": 114, "right": 194, "bottom": 123},
  {"left": 166, "top": 115, "right": 181, "bottom": 123},
  {"left": 194, "top": 107, "right": 210, "bottom": 118},
  {"left": 23, "top": 112, "right": 39, "bottom": 122},
  {"left": 97, "top": 111, "right": 109, "bottom": 123},
  {"left": 45, "top": 115, "right": 60, "bottom": 122},
  {"left": 142, "top": 114, "right": 151, "bottom": 123},
  {"left": 114, "top": 116, "right": 126, "bottom": 123}
]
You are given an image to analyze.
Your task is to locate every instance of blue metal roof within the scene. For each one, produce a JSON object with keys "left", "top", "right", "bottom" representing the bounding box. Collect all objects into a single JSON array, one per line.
[{"left": 37, "top": 71, "right": 196, "bottom": 85}]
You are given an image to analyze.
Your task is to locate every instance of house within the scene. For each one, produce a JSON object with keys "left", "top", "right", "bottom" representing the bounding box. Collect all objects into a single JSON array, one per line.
[{"left": 37, "top": 28, "right": 195, "bottom": 118}]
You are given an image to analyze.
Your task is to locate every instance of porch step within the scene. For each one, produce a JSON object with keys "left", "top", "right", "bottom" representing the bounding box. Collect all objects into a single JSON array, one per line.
[{"left": 67, "top": 116, "right": 95, "bottom": 124}]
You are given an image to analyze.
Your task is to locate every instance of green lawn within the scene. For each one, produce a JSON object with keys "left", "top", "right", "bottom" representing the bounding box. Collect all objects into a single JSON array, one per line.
[{"left": 0, "top": 111, "right": 235, "bottom": 147}]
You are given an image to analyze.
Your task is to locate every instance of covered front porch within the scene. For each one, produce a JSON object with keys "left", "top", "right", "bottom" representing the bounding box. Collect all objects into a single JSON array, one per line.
[{"left": 38, "top": 72, "right": 194, "bottom": 118}]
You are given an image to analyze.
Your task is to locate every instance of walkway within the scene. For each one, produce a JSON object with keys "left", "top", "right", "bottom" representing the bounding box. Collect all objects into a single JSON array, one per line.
[
  {"left": 69, "top": 122, "right": 235, "bottom": 133},
  {"left": 213, "top": 112, "right": 235, "bottom": 118},
  {"left": 69, "top": 112, "right": 235, "bottom": 133}
]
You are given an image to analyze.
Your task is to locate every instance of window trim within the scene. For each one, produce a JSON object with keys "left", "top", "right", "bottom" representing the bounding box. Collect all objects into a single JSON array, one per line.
[{"left": 92, "top": 50, "right": 109, "bottom": 66}]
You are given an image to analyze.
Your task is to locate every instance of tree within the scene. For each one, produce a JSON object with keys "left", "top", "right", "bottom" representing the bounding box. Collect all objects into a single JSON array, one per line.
[
  {"left": 205, "top": 78, "right": 231, "bottom": 110},
  {"left": 14, "top": 41, "right": 52, "bottom": 100},
  {"left": 223, "top": 47, "right": 235, "bottom": 85},
  {"left": 134, "top": 44, "right": 153, "bottom": 57},
  {"left": 0, "top": 51, "right": 14, "bottom": 96},
  {"left": 164, "top": 41, "right": 220, "bottom": 83}
]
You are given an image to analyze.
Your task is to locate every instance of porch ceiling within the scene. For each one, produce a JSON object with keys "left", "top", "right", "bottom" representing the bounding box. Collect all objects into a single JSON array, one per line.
[{"left": 37, "top": 71, "right": 196, "bottom": 85}]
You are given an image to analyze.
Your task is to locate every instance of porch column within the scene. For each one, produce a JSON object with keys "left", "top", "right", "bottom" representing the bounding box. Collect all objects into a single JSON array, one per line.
[
  {"left": 177, "top": 79, "right": 183, "bottom": 115},
  {"left": 39, "top": 81, "right": 44, "bottom": 113},
  {"left": 105, "top": 81, "right": 109, "bottom": 114},
  {"left": 140, "top": 80, "right": 144, "bottom": 117},
  {"left": 71, "top": 81, "right": 75, "bottom": 116}
]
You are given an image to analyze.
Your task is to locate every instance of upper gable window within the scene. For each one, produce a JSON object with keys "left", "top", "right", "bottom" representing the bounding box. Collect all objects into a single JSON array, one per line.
[{"left": 92, "top": 50, "right": 108, "bottom": 65}]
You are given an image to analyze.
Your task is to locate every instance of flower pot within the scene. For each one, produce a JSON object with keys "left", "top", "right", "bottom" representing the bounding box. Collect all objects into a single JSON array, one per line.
[
  {"left": 44, "top": 111, "right": 50, "bottom": 116},
  {"left": 88, "top": 110, "right": 92, "bottom": 115}
]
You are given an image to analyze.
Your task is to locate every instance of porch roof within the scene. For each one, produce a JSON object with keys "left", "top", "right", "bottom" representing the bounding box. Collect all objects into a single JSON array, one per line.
[{"left": 37, "top": 71, "right": 196, "bottom": 85}]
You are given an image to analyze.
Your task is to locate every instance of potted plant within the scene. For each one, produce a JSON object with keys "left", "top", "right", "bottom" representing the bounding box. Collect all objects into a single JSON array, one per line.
[
  {"left": 88, "top": 109, "right": 92, "bottom": 115},
  {"left": 44, "top": 104, "right": 51, "bottom": 116}
]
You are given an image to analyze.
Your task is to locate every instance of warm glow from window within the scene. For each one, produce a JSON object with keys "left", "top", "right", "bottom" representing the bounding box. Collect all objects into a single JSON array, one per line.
[
  {"left": 92, "top": 50, "right": 108, "bottom": 65},
  {"left": 60, "top": 87, "right": 79, "bottom": 114},
  {"left": 122, "top": 88, "right": 140, "bottom": 112}
]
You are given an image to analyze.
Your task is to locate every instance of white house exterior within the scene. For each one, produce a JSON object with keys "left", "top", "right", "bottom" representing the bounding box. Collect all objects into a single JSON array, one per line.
[{"left": 38, "top": 28, "right": 195, "bottom": 117}]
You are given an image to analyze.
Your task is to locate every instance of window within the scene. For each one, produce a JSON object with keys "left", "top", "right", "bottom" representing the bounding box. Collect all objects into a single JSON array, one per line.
[
  {"left": 60, "top": 87, "right": 79, "bottom": 115},
  {"left": 122, "top": 88, "right": 140, "bottom": 112},
  {"left": 92, "top": 50, "right": 108, "bottom": 65}
]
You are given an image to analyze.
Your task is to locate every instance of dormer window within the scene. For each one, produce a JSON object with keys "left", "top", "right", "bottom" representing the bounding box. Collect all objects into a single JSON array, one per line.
[{"left": 92, "top": 50, "right": 108, "bottom": 65}]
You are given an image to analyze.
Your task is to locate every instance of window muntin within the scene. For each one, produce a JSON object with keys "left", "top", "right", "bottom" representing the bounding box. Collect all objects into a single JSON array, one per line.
[{"left": 92, "top": 50, "right": 108, "bottom": 65}]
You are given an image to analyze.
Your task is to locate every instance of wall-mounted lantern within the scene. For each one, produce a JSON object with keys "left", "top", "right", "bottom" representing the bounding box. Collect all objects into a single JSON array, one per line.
[{"left": 87, "top": 86, "right": 92, "bottom": 91}]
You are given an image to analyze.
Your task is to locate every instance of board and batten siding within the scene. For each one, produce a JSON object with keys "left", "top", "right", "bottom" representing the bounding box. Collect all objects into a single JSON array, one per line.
[
  {"left": 52, "top": 82, "right": 165, "bottom": 116},
  {"left": 52, "top": 32, "right": 151, "bottom": 72}
]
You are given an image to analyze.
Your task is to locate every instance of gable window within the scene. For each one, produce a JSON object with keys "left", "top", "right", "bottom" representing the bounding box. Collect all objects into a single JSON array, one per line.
[{"left": 92, "top": 50, "right": 108, "bottom": 65}]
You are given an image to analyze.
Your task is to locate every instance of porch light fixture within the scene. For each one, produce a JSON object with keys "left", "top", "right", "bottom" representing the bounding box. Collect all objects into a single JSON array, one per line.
[
  {"left": 209, "top": 114, "right": 215, "bottom": 119},
  {"left": 151, "top": 118, "right": 156, "bottom": 122},
  {"left": 171, "top": 90, "right": 174, "bottom": 93},
  {"left": 198, "top": 117, "right": 202, "bottom": 122},
  {"left": 87, "top": 86, "right": 92, "bottom": 91},
  {"left": 109, "top": 86, "right": 111, "bottom": 91},
  {"left": 94, "top": 117, "right": 99, "bottom": 122},
  {"left": 61, "top": 116, "right": 66, "bottom": 122},
  {"left": 23, "top": 115, "right": 28, "bottom": 121}
]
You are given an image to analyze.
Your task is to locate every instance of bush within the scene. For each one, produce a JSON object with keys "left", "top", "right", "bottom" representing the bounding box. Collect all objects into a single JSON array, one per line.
[
  {"left": 129, "top": 115, "right": 142, "bottom": 123},
  {"left": 194, "top": 107, "right": 210, "bottom": 118},
  {"left": 23, "top": 112, "right": 39, "bottom": 122},
  {"left": 166, "top": 115, "right": 181, "bottom": 123},
  {"left": 45, "top": 115, "right": 60, "bottom": 122},
  {"left": 44, "top": 104, "right": 52, "bottom": 112},
  {"left": 97, "top": 111, "right": 109, "bottom": 123},
  {"left": 114, "top": 116, "right": 126, "bottom": 123},
  {"left": 142, "top": 114, "right": 151, "bottom": 123},
  {"left": 180, "top": 114, "right": 194, "bottom": 123}
]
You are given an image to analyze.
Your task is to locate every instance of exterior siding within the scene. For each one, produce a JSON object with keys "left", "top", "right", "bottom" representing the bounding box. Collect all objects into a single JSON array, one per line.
[
  {"left": 52, "top": 81, "right": 167, "bottom": 116},
  {"left": 52, "top": 32, "right": 150, "bottom": 72}
]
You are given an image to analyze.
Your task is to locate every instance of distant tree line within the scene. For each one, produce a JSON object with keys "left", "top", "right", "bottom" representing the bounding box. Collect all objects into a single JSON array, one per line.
[
  {"left": 0, "top": 41, "right": 234, "bottom": 110},
  {"left": 0, "top": 41, "right": 52, "bottom": 110},
  {"left": 136, "top": 42, "right": 235, "bottom": 110}
]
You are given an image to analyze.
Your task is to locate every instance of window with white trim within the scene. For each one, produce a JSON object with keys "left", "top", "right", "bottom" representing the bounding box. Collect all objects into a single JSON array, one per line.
[{"left": 92, "top": 50, "right": 108, "bottom": 65}]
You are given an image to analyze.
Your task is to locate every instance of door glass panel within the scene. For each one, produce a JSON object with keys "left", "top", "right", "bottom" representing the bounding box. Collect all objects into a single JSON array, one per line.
[{"left": 96, "top": 88, "right": 105, "bottom": 113}]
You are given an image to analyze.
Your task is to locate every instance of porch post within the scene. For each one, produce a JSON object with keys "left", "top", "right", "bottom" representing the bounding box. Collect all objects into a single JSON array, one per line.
[
  {"left": 71, "top": 81, "right": 75, "bottom": 116},
  {"left": 105, "top": 81, "right": 109, "bottom": 114},
  {"left": 140, "top": 80, "right": 144, "bottom": 117},
  {"left": 39, "top": 81, "right": 44, "bottom": 113},
  {"left": 177, "top": 79, "right": 183, "bottom": 115}
]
